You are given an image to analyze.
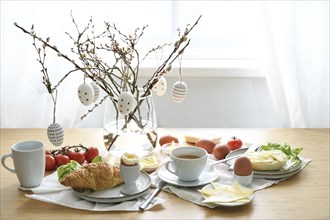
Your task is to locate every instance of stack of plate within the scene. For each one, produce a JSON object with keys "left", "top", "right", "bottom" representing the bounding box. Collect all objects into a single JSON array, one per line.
[
  {"left": 73, "top": 171, "right": 151, "bottom": 203},
  {"left": 226, "top": 148, "right": 302, "bottom": 180}
]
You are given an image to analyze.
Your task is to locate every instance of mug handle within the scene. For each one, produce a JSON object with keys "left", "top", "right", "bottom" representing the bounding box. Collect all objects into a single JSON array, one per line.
[
  {"left": 1, "top": 153, "right": 16, "bottom": 174},
  {"left": 164, "top": 160, "right": 176, "bottom": 175}
]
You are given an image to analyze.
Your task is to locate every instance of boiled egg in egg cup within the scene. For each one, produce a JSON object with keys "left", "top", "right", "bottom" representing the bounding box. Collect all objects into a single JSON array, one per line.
[
  {"left": 120, "top": 152, "right": 140, "bottom": 195},
  {"left": 233, "top": 156, "right": 253, "bottom": 187}
]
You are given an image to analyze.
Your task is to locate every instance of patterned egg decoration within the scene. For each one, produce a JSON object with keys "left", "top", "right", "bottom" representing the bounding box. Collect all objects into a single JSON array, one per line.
[
  {"left": 152, "top": 76, "right": 167, "bottom": 96},
  {"left": 78, "top": 83, "right": 94, "bottom": 106},
  {"left": 91, "top": 82, "right": 100, "bottom": 102},
  {"left": 118, "top": 92, "right": 134, "bottom": 115},
  {"left": 172, "top": 81, "right": 188, "bottom": 103},
  {"left": 47, "top": 123, "right": 64, "bottom": 147}
]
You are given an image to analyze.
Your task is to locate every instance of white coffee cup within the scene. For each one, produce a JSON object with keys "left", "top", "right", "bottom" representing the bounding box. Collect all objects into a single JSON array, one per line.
[
  {"left": 165, "top": 146, "right": 207, "bottom": 182},
  {"left": 1, "top": 140, "right": 45, "bottom": 188}
]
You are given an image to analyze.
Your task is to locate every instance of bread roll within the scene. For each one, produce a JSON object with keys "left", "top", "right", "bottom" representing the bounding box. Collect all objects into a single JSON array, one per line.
[
  {"left": 245, "top": 150, "right": 287, "bottom": 171},
  {"left": 60, "top": 162, "right": 123, "bottom": 190}
]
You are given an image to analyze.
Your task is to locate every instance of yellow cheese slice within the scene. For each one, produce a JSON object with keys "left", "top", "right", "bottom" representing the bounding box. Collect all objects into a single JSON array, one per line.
[
  {"left": 245, "top": 150, "right": 287, "bottom": 170},
  {"left": 184, "top": 134, "right": 221, "bottom": 144},
  {"left": 139, "top": 155, "right": 159, "bottom": 170},
  {"left": 199, "top": 181, "right": 254, "bottom": 204}
]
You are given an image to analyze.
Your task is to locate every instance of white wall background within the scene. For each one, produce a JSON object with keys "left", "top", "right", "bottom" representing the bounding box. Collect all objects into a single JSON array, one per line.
[{"left": 1, "top": 1, "right": 328, "bottom": 129}]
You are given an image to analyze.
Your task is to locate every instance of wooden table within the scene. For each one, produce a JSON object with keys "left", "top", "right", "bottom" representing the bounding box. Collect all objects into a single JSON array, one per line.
[{"left": 1, "top": 128, "right": 329, "bottom": 219}]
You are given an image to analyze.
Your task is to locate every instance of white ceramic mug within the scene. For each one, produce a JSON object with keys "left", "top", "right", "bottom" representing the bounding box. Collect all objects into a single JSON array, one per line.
[
  {"left": 1, "top": 140, "right": 45, "bottom": 188},
  {"left": 165, "top": 146, "right": 207, "bottom": 182}
]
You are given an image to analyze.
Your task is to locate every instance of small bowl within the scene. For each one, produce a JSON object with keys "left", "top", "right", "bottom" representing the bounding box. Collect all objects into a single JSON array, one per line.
[
  {"left": 233, "top": 172, "right": 253, "bottom": 187},
  {"left": 161, "top": 143, "right": 181, "bottom": 157}
]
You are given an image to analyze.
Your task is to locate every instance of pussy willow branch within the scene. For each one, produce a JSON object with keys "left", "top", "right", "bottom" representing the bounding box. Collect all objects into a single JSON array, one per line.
[
  {"left": 14, "top": 14, "right": 201, "bottom": 137},
  {"left": 80, "top": 94, "right": 109, "bottom": 120}
]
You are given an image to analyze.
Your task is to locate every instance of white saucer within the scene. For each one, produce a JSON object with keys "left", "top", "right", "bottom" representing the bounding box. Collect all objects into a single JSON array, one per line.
[
  {"left": 158, "top": 165, "right": 219, "bottom": 187},
  {"left": 73, "top": 171, "right": 151, "bottom": 203},
  {"left": 200, "top": 184, "right": 254, "bottom": 207}
]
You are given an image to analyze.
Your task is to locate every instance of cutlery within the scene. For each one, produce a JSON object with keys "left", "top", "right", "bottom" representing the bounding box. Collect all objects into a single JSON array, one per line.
[
  {"left": 139, "top": 180, "right": 166, "bottom": 211},
  {"left": 209, "top": 154, "right": 241, "bottom": 166},
  {"left": 209, "top": 145, "right": 261, "bottom": 166}
]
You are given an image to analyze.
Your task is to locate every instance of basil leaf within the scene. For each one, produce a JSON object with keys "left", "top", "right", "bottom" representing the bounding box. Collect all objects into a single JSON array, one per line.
[{"left": 57, "top": 160, "right": 81, "bottom": 182}]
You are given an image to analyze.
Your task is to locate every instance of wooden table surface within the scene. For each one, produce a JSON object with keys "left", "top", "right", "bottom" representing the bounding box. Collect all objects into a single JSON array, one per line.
[{"left": 1, "top": 128, "right": 329, "bottom": 219}]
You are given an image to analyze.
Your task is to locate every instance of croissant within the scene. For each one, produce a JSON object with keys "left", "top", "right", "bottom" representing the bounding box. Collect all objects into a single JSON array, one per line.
[{"left": 60, "top": 162, "right": 123, "bottom": 190}]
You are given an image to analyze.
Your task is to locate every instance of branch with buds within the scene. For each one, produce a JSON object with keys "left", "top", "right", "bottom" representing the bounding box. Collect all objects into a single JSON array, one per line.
[{"left": 14, "top": 13, "right": 201, "bottom": 149}]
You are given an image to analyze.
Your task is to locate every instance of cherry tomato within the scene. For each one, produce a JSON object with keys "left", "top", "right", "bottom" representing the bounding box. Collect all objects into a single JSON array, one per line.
[
  {"left": 85, "top": 146, "right": 99, "bottom": 163},
  {"left": 45, "top": 155, "right": 56, "bottom": 171},
  {"left": 70, "top": 151, "right": 86, "bottom": 164},
  {"left": 227, "top": 136, "right": 243, "bottom": 151},
  {"left": 66, "top": 149, "right": 75, "bottom": 160},
  {"left": 55, "top": 154, "right": 70, "bottom": 166}
]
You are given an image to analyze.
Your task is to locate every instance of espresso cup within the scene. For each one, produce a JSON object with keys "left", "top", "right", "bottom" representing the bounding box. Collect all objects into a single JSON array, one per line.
[
  {"left": 165, "top": 146, "right": 207, "bottom": 182},
  {"left": 1, "top": 140, "right": 45, "bottom": 188}
]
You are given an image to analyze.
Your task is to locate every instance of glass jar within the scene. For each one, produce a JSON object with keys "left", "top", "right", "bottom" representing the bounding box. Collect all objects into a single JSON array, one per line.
[{"left": 103, "top": 91, "right": 157, "bottom": 158}]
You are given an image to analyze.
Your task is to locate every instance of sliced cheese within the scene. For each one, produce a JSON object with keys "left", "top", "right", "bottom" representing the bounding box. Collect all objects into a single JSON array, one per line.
[
  {"left": 139, "top": 155, "right": 159, "bottom": 170},
  {"left": 245, "top": 150, "right": 287, "bottom": 171},
  {"left": 199, "top": 181, "right": 254, "bottom": 204},
  {"left": 184, "top": 134, "right": 221, "bottom": 144}
]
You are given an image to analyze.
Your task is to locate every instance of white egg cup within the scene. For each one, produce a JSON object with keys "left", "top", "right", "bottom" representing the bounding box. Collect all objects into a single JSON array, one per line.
[
  {"left": 120, "top": 163, "right": 140, "bottom": 195},
  {"left": 233, "top": 172, "right": 253, "bottom": 187}
]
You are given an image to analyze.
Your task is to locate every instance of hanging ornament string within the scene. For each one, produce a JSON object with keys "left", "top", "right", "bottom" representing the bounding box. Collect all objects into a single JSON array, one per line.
[
  {"left": 178, "top": 53, "right": 183, "bottom": 81},
  {"left": 51, "top": 89, "right": 58, "bottom": 124}
]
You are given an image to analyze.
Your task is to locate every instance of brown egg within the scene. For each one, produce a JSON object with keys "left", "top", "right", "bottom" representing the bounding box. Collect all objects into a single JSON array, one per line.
[
  {"left": 159, "top": 135, "right": 179, "bottom": 146},
  {"left": 213, "top": 143, "right": 230, "bottom": 160},
  {"left": 234, "top": 156, "right": 253, "bottom": 176},
  {"left": 195, "top": 139, "right": 216, "bottom": 154}
]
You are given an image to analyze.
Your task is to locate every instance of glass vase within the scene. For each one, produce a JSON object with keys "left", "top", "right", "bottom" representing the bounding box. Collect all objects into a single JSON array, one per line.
[{"left": 103, "top": 91, "right": 157, "bottom": 158}]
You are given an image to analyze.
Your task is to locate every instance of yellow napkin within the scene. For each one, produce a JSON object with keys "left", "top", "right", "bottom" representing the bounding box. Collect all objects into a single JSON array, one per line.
[{"left": 198, "top": 181, "right": 254, "bottom": 204}]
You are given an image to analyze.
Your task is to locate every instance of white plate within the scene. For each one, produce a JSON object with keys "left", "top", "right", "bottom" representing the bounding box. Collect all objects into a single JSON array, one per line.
[
  {"left": 226, "top": 148, "right": 302, "bottom": 179},
  {"left": 73, "top": 171, "right": 151, "bottom": 203},
  {"left": 158, "top": 165, "right": 219, "bottom": 187},
  {"left": 200, "top": 184, "right": 254, "bottom": 207}
]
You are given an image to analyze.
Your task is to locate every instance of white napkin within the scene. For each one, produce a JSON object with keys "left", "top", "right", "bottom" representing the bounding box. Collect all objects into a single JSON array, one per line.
[
  {"left": 150, "top": 157, "right": 311, "bottom": 209},
  {"left": 20, "top": 172, "right": 165, "bottom": 211}
]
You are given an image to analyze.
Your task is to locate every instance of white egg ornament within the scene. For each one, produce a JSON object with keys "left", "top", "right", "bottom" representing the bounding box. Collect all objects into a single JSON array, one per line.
[
  {"left": 172, "top": 81, "right": 188, "bottom": 103},
  {"left": 91, "top": 82, "right": 100, "bottom": 102},
  {"left": 118, "top": 92, "right": 134, "bottom": 115},
  {"left": 152, "top": 76, "right": 167, "bottom": 96},
  {"left": 47, "top": 123, "right": 64, "bottom": 147},
  {"left": 78, "top": 83, "right": 94, "bottom": 106}
]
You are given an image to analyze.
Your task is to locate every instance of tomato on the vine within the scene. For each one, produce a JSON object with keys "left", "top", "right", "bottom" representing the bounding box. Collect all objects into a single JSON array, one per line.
[
  {"left": 227, "top": 136, "right": 243, "bottom": 151},
  {"left": 66, "top": 149, "right": 75, "bottom": 160},
  {"left": 55, "top": 154, "right": 70, "bottom": 166},
  {"left": 45, "top": 149, "right": 52, "bottom": 155},
  {"left": 70, "top": 151, "right": 86, "bottom": 164},
  {"left": 85, "top": 146, "right": 99, "bottom": 163},
  {"left": 45, "top": 154, "right": 56, "bottom": 171}
]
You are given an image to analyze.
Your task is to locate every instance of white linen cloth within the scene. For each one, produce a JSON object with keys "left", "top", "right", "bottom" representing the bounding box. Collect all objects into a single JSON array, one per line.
[
  {"left": 20, "top": 171, "right": 165, "bottom": 211},
  {"left": 150, "top": 157, "right": 311, "bottom": 209}
]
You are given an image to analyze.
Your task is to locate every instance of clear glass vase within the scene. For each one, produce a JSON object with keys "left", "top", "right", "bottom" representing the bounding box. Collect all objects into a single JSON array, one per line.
[{"left": 103, "top": 91, "right": 157, "bottom": 158}]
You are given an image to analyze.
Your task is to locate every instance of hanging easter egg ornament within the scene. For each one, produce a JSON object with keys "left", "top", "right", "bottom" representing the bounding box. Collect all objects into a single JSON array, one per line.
[
  {"left": 78, "top": 83, "right": 94, "bottom": 106},
  {"left": 172, "top": 81, "right": 188, "bottom": 103},
  {"left": 118, "top": 91, "right": 134, "bottom": 115},
  {"left": 91, "top": 82, "right": 100, "bottom": 102},
  {"left": 152, "top": 76, "right": 167, "bottom": 96},
  {"left": 47, "top": 122, "right": 64, "bottom": 147}
]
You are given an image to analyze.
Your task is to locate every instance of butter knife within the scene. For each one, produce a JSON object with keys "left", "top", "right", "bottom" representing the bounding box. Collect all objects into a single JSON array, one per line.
[
  {"left": 209, "top": 154, "right": 241, "bottom": 166},
  {"left": 139, "top": 180, "right": 166, "bottom": 211}
]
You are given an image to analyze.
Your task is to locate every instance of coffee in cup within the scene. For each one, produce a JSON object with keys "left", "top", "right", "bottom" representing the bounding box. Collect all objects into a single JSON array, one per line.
[
  {"left": 1, "top": 140, "right": 45, "bottom": 188},
  {"left": 165, "top": 146, "right": 207, "bottom": 182}
]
